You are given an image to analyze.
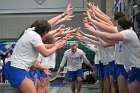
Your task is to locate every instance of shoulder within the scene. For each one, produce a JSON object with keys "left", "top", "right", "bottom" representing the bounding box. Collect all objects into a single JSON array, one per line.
[
  {"left": 120, "top": 29, "right": 135, "bottom": 38},
  {"left": 77, "top": 48, "right": 84, "bottom": 54},
  {"left": 77, "top": 48, "right": 83, "bottom": 52},
  {"left": 64, "top": 49, "right": 71, "bottom": 55}
]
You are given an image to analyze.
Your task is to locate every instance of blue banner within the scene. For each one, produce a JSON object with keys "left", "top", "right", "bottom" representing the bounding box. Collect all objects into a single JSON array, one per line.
[{"left": 112, "top": 0, "right": 122, "bottom": 12}]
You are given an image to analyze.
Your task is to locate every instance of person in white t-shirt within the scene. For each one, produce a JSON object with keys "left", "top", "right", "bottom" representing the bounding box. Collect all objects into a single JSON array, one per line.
[
  {"left": 32, "top": 34, "right": 56, "bottom": 93},
  {"left": 4, "top": 4, "right": 74, "bottom": 93},
  {"left": 84, "top": 16, "right": 140, "bottom": 93},
  {"left": 56, "top": 43, "right": 95, "bottom": 93},
  {"left": 4, "top": 19, "right": 66, "bottom": 93},
  {"left": 4, "top": 52, "right": 11, "bottom": 64},
  {"left": 84, "top": 8, "right": 128, "bottom": 93}
]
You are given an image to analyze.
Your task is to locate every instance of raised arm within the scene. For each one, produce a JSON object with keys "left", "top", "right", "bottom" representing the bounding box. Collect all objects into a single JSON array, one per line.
[
  {"left": 48, "top": 4, "right": 74, "bottom": 27},
  {"left": 86, "top": 11, "right": 115, "bottom": 33},
  {"left": 88, "top": 2, "right": 113, "bottom": 25},
  {"left": 84, "top": 22, "right": 123, "bottom": 43}
]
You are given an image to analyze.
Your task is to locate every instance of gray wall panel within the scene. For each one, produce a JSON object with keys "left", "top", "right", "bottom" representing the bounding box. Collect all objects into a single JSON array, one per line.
[{"left": 0, "top": 12, "right": 86, "bottom": 40}]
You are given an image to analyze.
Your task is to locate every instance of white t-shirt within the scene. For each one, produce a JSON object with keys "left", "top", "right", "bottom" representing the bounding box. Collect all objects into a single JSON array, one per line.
[
  {"left": 84, "top": 37, "right": 114, "bottom": 65},
  {"left": 119, "top": 29, "right": 140, "bottom": 69},
  {"left": 37, "top": 53, "right": 56, "bottom": 69},
  {"left": 83, "top": 36, "right": 100, "bottom": 46},
  {"left": 5, "top": 57, "right": 10, "bottom": 63},
  {"left": 85, "top": 43, "right": 100, "bottom": 64},
  {"left": 105, "top": 46, "right": 115, "bottom": 63},
  {"left": 114, "top": 27, "right": 118, "bottom": 32},
  {"left": 114, "top": 41, "right": 124, "bottom": 65},
  {"left": 60, "top": 48, "right": 90, "bottom": 71},
  {"left": 11, "top": 28, "right": 43, "bottom": 71},
  {"left": 98, "top": 46, "right": 108, "bottom": 65}
]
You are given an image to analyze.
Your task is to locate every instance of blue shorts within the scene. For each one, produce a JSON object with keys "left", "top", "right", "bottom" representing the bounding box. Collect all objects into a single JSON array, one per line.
[
  {"left": 40, "top": 70, "right": 47, "bottom": 78},
  {"left": 68, "top": 69, "right": 83, "bottom": 82},
  {"left": 29, "top": 69, "right": 36, "bottom": 80},
  {"left": 29, "top": 69, "right": 47, "bottom": 80},
  {"left": 113, "top": 64, "right": 128, "bottom": 83},
  {"left": 128, "top": 67, "right": 140, "bottom": 84},
  {"left": 98, "top": 63, "right": 104, "bottom": 80},
  {"left": 94, "top": 64, "right": 99, "bottom": 77},
  {"left": 104, "top": 64, "right": 110, "bottom": 77},
  {"left": 108, "top": 60, "right": 115, "bottom": 75},
  {"left": 4, "top": 61, "right": 32, "bottom": 88}
]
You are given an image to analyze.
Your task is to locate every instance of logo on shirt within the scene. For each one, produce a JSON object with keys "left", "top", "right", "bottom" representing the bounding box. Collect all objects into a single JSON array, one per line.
[
  {"left": 69, "top": 56, "right": 79, "bottom": 60},
  {"left": 119, "top": 43, "right": 123, "bottom": 52}
]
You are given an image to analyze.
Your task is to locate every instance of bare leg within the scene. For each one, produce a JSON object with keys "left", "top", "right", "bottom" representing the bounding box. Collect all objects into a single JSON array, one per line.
[
  {"left": 117, "top": 75, "right": 129, "bottom": 93},
  {"left": 98, "top": 79, "right": 104, "bottom": 93},
  {"left": 37, "top": 87, "right": 43, "bottom": 93},
  {"left": 0, "top": 73, "right": 2, "bottom": 83},
  {"left": 104, "top": 76, "right": 111, "bottom": 93},
  {"left": 129, "top": 80, "right": 140, "bottom": 93},
  {"left": 77, "top": 77, "right": 82, "bottom": 93},
  {"left": 110, "top": 75, "right": 117, "bottom": 93},
  {"left": 43, "top": 76, "right": 50, "bottom": 93},
  {"left": 19, "top": 77, "right": 37, "bottom": 93},
  {"left": 71, "top": 82, "right": 76, "bottom": 93}
]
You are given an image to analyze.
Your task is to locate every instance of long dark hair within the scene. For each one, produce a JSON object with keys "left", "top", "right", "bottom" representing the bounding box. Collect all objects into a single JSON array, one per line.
[
  {"left": 30, "top": 19, "right": 51, "bottom": 36},
  {"left": 18, "top": 19, "right": 51, "bottom": 39}
]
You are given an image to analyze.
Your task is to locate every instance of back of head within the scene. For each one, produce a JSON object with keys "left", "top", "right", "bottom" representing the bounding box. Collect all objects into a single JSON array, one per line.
[
  {"left": 114, "top": 12, "right": 125, "bottom": 21},
  {"left": 30, "top": 19, "right": 51, "bottom": 36},
  {"left": 43, "top": 34, "right": 55, "bottom": 44},
  {"left": 117, "top": 17, "right": 134, "bottom": 30}
]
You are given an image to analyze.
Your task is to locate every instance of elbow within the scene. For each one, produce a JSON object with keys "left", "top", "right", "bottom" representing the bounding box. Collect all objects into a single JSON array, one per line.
[
  {"left": 40, "top": 50, "right": 51, "bottom": 57},
  {"left": 102, "top": 44, "right": 108, "bottom": 48},
  {"left": 105, "top": 35, "right": 114, "bottom": 41},
  {"left": 41, "top": 53, "right": 49, "bottom": 57},
  {"left": 102, "top": 44, "right": 112, "bottom": 48}
]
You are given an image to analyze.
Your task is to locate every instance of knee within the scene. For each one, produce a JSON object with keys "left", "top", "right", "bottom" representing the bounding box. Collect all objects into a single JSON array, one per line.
[{"left": 77, "top": 78, "right": 82, "bottom": 83}]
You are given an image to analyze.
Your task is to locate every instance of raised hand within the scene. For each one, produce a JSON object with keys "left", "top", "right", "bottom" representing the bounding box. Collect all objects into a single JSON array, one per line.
[
  {"left": 62, "top": 34, "right": 74, "bottom": 41},
  {"left": 84, "top": 22, "right": 96, "bottom": 33},
  {"left": 55, "top": 39, "right": 66, "bottom": 49},
  {"left": 87, "top": 11, "right": 93, "bottom": 21},
  {"left": 62, "top": 4, "right": 74, "bottom": 20},
  {"left": 63, "top": 14, "right": 74, "bottom": 21}
]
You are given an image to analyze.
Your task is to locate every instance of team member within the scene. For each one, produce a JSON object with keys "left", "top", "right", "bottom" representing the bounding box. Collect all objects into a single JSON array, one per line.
[
  {"left": 4, "top": 19, "right": 66, "bottom": 93},
  {"left": 84, "top": 17, "right": 140, "bottom": 93},
  {"left": 33, "top": 34, "right": 56, "bottom": 93},
  {"left": 56, "top": 43, "right": 95, "bottom": 93}
]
